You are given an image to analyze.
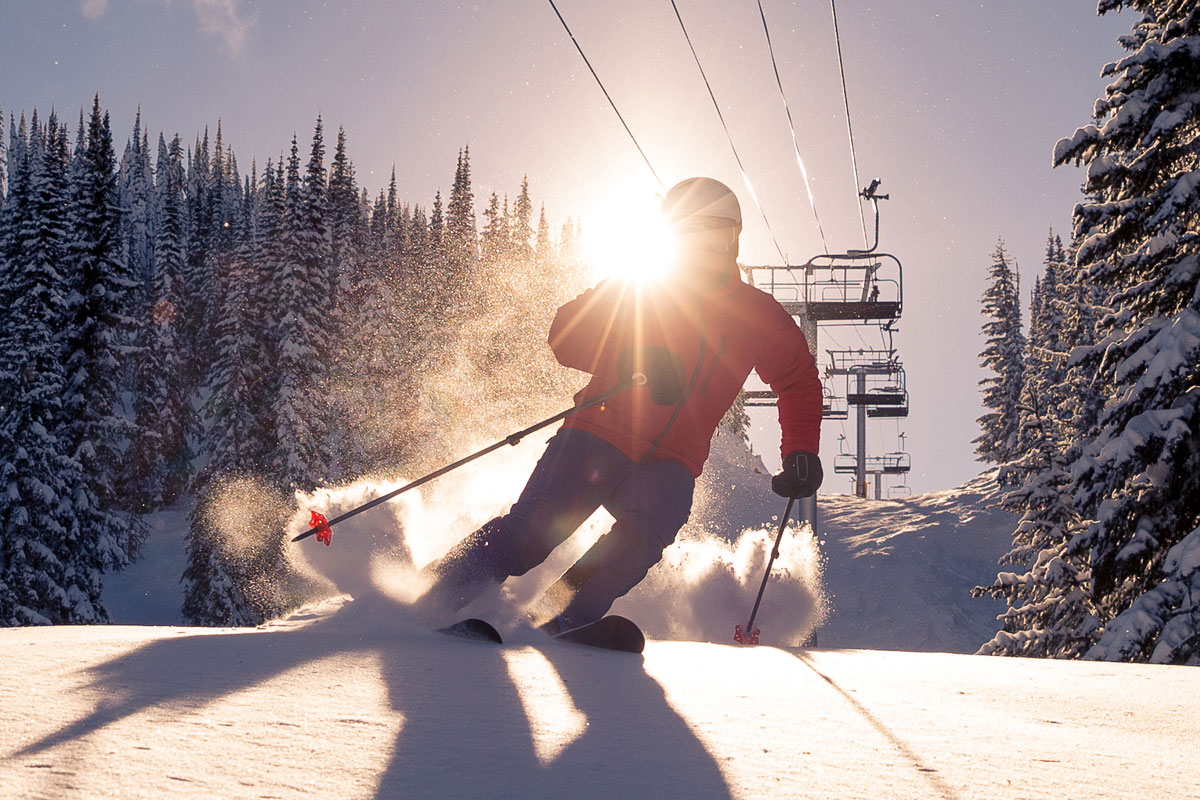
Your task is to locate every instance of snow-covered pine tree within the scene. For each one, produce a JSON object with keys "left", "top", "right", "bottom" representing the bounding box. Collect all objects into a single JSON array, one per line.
[
  {"left": 118, "top": 108, "right": 155, "bottom": 294},
  {"left": 115, "top": 111, "right": 159, "bottom": 510},
  {"left": 458, "top": 177, "right": 588, "bottom": 439},
  {"left": 974, "top": 239, "right": 1026, "bottom": 467},
  {"left": 535, "top": 202, "right": 551, "bottom": 267},
  {"left": 181, "top": 129, "right": 214, "bottom": 385},
  {"left": 501, "top": 194, "right": 515, "bottom": 266},
  {"left": 1055, "top": 237, "right": 1106, "bottom": 446},
  {"left": 61, "top": 96, "right": 138, "bottom": 571},
  {"left": 1053, "top": 1, "right": 1200, "bottom": 665},
  {"left": 0, "top": 104, "right": 6, "bottom": 180},
  {"left": 976, "top": 231, "right": 1100, "bottom": 658},
  {"left": 481, "top": 191, "right": 505, "bottom": 266},
  {"left": 124, "top": 133, "right": 194, "bottom": 510},
  {"left": 325, "top": 126, "right": 379, "bottom": 478},
  {"left": 337, "top": 184, "right": 403, "bottom": 477},
  {"left": 1, "top": 103, "right": 7, "bottom": 208},
  {"left": 396, "top": 203, "right": 412, "bottom": 268},
  {"left": 476, "top": 190, "right": 509, "bottom": 319},
  {"left": 429, "top": 189, "right": 444, "bottom": 253},
  {"left": 0, "top": 111, "right": 26, "bottom": 270},
  {"left": 559, "top": 217, "right": 582, "bottom": 263},
  {"left": 183, "top": 181, "right": 289, "bottom": 626},
  {"left": 271, "top": 121, "right": 334, "bottom": 491},
  {"left": 442, "top": 145, "right": 478, "bottom": 317},
  {"left": 254, "top": 155, "right": 285, "bottom": 378},
  {"left": 513, "top": 176, "right": 535, "bottom": 263},
  {"left": 0, "top": 112, "right": 105, "bottom": 625},
  {"left": 1014, "top": 233, "right": 1070, "bottom": 453},
  {"left": 208, "top": 122, "right": 237, "bottom": 261},
  {"left": 408, "top": 204, "right": 429, "bottom": 265},
  {"left": 327, "top": 125, "right": 360, "bottom": 307}
]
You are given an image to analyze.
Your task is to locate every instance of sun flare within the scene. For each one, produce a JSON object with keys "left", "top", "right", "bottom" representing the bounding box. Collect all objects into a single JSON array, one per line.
[{"left": 580, "top": 182, "right": 678, "bottom": 286}]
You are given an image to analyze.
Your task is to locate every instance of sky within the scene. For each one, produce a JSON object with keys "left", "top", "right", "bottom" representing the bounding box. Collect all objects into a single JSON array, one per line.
[{"left": 0, "top": 1, "right": 1134, "bottom": 492}]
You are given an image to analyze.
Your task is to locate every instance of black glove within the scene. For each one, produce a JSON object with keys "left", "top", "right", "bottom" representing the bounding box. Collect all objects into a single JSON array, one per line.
[
  {"left": 772, "top": 451, "right": 823, "bottom": 498},
  {"left": 617, "top": 346, "right": 687, "bottom": 406}
]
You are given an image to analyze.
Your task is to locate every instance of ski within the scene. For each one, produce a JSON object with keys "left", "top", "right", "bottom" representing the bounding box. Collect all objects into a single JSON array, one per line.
[
  {"left": 551, "top": 615, "right": 645, "bottom": 654},
  {"left": 437, "top": 617, "right": 503, "bottom": 644},
  {"left": 437, "top": 614, "right": 645, "bottom": 653}
]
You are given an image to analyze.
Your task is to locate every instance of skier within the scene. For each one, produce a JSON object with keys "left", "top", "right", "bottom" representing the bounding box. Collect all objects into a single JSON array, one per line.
[{"left": 418, "top": 177, "right": 824, "bottom": 634}]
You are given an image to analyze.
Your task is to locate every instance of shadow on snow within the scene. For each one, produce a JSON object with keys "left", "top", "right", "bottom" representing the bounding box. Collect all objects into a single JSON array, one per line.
[{"left": 10, "top": 591, "right": 733, "bottom": 800}]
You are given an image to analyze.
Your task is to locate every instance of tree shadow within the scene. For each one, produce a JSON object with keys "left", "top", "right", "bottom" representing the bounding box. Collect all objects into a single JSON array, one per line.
[{"left": 8, "top": 594, "right": 732, "bottom": 800}]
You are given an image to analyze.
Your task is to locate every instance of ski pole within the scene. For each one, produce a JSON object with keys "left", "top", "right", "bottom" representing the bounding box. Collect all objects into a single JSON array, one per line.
[
  {"left": 293, "top": 374, "right": 647, "bottom": 544},
  {"left": 734, "top": 494, "right": 797, "bottom": 645}
]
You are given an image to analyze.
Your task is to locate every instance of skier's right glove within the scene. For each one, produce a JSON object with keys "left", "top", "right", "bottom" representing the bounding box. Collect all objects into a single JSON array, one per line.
[
  {"left": 772, "top": 451, "right": 823, "bottom": 498},
  {"left": 617, "top": 346, "right": 687, "bottom": 406}
]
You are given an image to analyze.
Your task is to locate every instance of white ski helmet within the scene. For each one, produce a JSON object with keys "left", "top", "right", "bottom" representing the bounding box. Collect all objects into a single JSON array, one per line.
[{"left": 662, "top": 177, "right": 742, "bottom": 231}]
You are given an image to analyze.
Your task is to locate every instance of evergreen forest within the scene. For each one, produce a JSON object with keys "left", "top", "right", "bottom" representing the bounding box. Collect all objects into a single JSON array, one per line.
[{"left": 0, "top": 98, "right": 589, "bottom": 626}]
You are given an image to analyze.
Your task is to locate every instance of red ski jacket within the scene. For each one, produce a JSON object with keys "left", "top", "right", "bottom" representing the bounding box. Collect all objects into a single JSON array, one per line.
[{"left": 549, "top": 268, "right": 822, "bottom": 477}]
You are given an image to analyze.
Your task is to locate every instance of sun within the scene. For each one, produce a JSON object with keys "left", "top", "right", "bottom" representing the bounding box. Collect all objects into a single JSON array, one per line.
[{"left": 579, "top": 181, "right": 678, "bottom": 285}]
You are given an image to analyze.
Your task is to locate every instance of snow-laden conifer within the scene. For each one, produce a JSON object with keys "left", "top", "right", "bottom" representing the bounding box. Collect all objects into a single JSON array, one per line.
[
  {"left": 976, "top": 233, "right": 1101, "bottom": 657},
  {"left": 182, "top": 183, "right": 290, "bottom": 626},
  {"left": 327, "top": 125, "right": 359, "bottom": 307},
  {"left": 61, "top": 96, "right": 138, "bottom": 573},
  {"left": 974, "top": 240, "right": 1026, "bottom": 466},
  {"left": 271, "top": 121, "right": 334, "bottom": 491},
  {"left": 513, "top": 176, "right": 535, "bottom": 263},
  {"left": 0, "top": 113, "right": 115, "bottom": 624},
  {"left": 181, "top": 129, "right": 214, "bottom": 383},
  {"left": 136, "top": 133, "right": 194, "bottom": 506},
  {"left": 442, "top": 146, "right": 478, "bottom": 316},
  {"left": 118, "top": 109, "right": 154, "bottom": 294},
  {"left": 1054, "top": 1, "right": 1200, "bottom": 664},
  {"left": 0, "top": 102, "right": 6, "bottom": 202}
]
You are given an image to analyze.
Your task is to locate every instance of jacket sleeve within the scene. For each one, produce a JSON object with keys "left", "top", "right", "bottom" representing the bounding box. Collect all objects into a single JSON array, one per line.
[
  {"left": 754, "top": 303, "right": 823, "bottom": 456},
  {"left": 548, "top": 280, "right": 630, "bottom": 376}
]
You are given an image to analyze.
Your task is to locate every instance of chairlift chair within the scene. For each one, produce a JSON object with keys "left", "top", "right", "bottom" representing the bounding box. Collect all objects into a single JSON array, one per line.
[
  {"left": 833, "top": 454, "right": 858, "bottom": 474},
  {"left": 882, "top": 452, "right": 911, "bottom": 474},
  {"left": 743, "top": 389, "right": 778, "bottom": 408},
  {"left": 821, "top": 384, "right": 849, "bottom": 420}
]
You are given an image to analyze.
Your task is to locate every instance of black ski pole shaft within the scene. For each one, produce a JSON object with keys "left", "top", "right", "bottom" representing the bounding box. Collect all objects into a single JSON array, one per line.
[
  {"left": 741, "top": 495, "right": 796, "bottom": 637},
  {"left": 293, "top": 375, "right": 646, "bottom": 542}
]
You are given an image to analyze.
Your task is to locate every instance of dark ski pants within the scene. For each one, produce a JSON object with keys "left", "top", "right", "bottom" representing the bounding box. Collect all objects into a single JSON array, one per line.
[{"left": 424, "top": 428, "right": 694, "bottom": 630}]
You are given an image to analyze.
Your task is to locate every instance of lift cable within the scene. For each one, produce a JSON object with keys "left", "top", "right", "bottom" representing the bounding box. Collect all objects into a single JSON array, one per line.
[
  {"left": 668, "top": 0, "right": 789, "bottom": 266},
  {"left": 829, "top": 0, "right": 869, "bottom": 248},
  {"left": 544, "top": 1, "right": 908, "bottom": 478},
  {"left": 756, "top": 0, "right": 830, "bottom": 256},
  {"left": 546, "top": 0, "right": 665, "bottom": 190}
]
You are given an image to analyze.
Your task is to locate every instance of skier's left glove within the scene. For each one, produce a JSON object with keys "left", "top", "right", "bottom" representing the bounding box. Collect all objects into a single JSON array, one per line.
[{"left": 772, "top": 451, "right": 823, "bottom": 498}]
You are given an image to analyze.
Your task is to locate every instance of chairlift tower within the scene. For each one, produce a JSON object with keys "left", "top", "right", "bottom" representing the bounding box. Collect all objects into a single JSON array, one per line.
[
  {"left": 743, "top": 181, "right": 911, "bottom": 499},
  {"left": 825, "top": 349, "right": 909, "bottom": 497}
]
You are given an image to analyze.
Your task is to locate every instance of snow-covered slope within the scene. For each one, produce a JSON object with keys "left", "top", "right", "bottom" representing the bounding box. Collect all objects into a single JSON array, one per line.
[
  {"left": 3, "top": 603, "right": 1197, "bottom": 800},
  {"left": 102, "top": 426, "right": 1013, "bottom": 654},
  {"left": 12, "top": 434, "right": 1198, "bottom": 799},
  {"left": 815, "top": 473, "right": 1011, "bottom": 653}
]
